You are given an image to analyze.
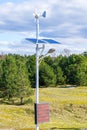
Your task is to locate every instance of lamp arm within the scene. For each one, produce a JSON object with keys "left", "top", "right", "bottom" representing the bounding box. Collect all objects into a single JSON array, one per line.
[{"left": 39, "top": 44, "right": 45, "bottom": 56}]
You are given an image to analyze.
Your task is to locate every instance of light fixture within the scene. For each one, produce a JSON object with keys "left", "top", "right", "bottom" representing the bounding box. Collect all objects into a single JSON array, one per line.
[{"left": 47, "top": 48, "right": 55, "bottom": 54}]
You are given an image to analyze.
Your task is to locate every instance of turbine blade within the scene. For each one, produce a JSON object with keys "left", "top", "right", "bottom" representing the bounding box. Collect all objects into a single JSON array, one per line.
[{"left": 42, "top": 11, "right": 46, "bottom": 17}]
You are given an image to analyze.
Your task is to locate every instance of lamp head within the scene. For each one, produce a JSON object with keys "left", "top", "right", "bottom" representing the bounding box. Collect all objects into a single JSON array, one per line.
[{"left": 47, "top": 48, "right": 55, "bottom": 54}]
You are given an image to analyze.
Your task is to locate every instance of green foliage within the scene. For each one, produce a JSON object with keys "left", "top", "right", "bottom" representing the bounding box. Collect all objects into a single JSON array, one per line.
[
  {"left": 55, "top": 66, "right": 66, "bottom": 85},
  {"left": 39, "top": 62, "right": 56, "bottom": 87},
  {"left": 52, "top": 56, "right": 66, "bottom": 85},
  {"left": 1, "top": 55, "right": 17, "bottom": 99},
  {"left": 57, "top": 54, "right": 87, "bottom": 86},
  {"left": 15, "top": 58, "right": 32, "bottom": 104},
  {"left": 67, "top": 54, "right": 87, "bottom": 85},
  {"left": 0, "top": 54, "right": 33, "bottom": 104},
  {"left": 0, "top": 59, "right": 4, "bottom": 87},
  {"left": 26, "top": 55, "right": 36, "bottom": 87},
  {"left": 0, "top": 52, "right": 87, "bottom": 101},
  {"left": 44, "top": 56, "right": 54, "bottom": 67}
]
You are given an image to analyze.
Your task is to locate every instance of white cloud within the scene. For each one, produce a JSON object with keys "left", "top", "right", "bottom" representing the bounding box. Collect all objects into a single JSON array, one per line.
[
  {"left": 0, "top": 0, "right": 87, "bottom": 55},
  {"left": 0, "top": 40, "right": 36, "bottom": 55}
]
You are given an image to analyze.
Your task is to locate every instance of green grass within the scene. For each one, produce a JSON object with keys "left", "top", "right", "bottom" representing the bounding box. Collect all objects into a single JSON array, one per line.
[{"left": 0, "top": 87, "right": 87, "bottom": 129}]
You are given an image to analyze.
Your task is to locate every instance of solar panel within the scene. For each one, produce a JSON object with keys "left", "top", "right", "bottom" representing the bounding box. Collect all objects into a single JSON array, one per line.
[
  {"left": 42, "top": 39, "right": 60, "bottom": 44},
  {"left": 25, "top": 38, "right": 46, "bottom": 43},
  {"left": 25, "top": 38, "right": 61, "bottom": 44}
]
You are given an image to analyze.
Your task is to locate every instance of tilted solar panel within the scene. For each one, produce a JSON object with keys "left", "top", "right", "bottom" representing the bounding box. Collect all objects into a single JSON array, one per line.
[
  {"left": 25, "top": 38, "right": 61, "bottom": 44},
  {"left": 25, "top": 38, "right": 46, "bottom": 43},
  {"left": 42, "top": 39, "right": 60, "bottom": 44}
]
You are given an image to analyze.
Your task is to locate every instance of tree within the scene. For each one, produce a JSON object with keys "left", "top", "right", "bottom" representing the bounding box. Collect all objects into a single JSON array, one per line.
[
  {"left": 55, "top": 66, "right": 66, "bottom": 85},
  {"left": 26, "top": 55, "right": 36, "bottom": 87},
  {"left": 52, "top": 55, "right": 66, "bottom": 85},
  {"left": 0, "top": 54, "right": 33, "bottom": 104},
  {"left": 15, "top": 57, "right": 32, "bottom": 104},
  {"left": 2, "top": 55, "right": 17, "bottom": 100},
  {"left": 82, "top": 51, "right": 87, "bottom": 57},
  {"left": 0, "top": 59, "right": 3, "bottom": 88},
  {"left": 39, "top": 62, "right": 56, "bottom": 87},
  {"left": 44, "top": 56, "right": 54, "bottom": 67},
  {"left": 66, "top": 54, "right": 87, "bottom": 85}
]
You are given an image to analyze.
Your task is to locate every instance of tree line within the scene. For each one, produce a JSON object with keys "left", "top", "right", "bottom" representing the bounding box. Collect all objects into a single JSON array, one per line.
[{"left": 0, "top": 52, "right": 87, "bottom": 103}]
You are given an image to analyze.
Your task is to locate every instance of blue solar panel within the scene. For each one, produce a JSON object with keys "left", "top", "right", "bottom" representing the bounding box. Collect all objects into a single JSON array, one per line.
[
  {"left": 25, "top": 38, "right": 46, "bottom": 43},
  {"left": 25, "top": 38, "right": 61, "bottom": 44},
  {"left": 42, "top": 39, "right": 60, "bottom": 44}
]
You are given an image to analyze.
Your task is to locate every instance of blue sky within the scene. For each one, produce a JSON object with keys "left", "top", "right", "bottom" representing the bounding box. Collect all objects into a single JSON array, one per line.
[{"left": 0, "top": 0, "right": 87, "bottom": 55}]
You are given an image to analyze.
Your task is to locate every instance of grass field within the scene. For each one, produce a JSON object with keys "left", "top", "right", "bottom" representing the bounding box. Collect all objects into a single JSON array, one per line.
[{"left": 0, "top": 87, "right": 87, "bottom": 129}]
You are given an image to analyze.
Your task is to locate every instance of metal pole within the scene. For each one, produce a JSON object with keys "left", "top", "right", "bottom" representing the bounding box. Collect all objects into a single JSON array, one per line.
[{"left": 36, "top": 17, "right": 39, "bottom": 130}]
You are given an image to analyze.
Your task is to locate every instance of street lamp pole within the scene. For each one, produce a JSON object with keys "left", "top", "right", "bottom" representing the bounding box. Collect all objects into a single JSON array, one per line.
[
  {"left": 35, "top": 10, "right": 46, "bottom": 104},
  {"left": 25, "top": 10, "right": 60, "bottom": 130},
  {"left": 34, "top": 11, "right": 55, "bottom": 130},
  {"left": 36, "top": 16, "right": 39, "bottom": 105},
  {"left": 35, "top": 14, "right": 39, "bottom": 130},
  {"left": 34, "top": 11, "right": 56, "bottom": 130}
]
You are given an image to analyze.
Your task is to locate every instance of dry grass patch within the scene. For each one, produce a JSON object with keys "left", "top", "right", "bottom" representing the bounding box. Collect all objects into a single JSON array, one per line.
[{"left": 0, "top": 87, "right": 87, "bottom": 128}]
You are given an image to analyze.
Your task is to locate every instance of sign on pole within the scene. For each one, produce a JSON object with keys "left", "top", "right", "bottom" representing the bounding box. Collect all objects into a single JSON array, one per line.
[{"left": 34, "top": 103, "right": 50, "bottom": 124}]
